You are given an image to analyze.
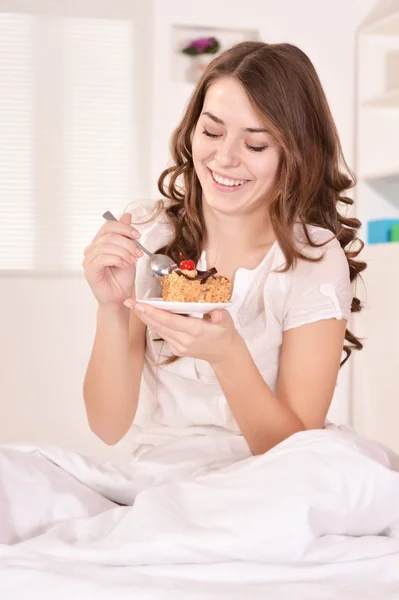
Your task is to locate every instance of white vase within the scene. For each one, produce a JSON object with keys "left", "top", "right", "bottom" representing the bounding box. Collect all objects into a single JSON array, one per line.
[{"left": 186, "top": 53, "right": 217, "bottom": 84}]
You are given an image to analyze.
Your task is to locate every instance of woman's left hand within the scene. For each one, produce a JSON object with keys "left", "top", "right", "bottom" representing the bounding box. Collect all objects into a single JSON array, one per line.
[{"left": 124, "top": 300, "right": 243, "bottom": 365}]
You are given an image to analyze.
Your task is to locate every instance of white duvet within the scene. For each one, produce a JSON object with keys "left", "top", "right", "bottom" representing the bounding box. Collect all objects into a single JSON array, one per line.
[{"left": 1, "top": 426, "right": 399, "bottom": 599}]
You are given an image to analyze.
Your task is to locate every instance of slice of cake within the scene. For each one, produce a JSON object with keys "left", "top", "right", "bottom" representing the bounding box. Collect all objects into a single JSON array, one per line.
[{"left": 161, "top": 255, "right": 231, "bottom": 303}]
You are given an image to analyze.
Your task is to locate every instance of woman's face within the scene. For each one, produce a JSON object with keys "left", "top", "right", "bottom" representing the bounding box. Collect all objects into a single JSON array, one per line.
[{"left": 192, "top": 76, "right": 281, "bottom": 217}]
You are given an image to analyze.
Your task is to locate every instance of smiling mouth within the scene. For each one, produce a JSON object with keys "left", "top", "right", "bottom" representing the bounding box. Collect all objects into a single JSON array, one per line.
[{"left": 207, "top": 168, "right": 250, "bottom": 190}]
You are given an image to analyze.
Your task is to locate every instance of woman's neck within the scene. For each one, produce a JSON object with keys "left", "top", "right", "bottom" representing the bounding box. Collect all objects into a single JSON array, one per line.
[{"left": 202, "top": 204, "right": 276, "bottom": 276}]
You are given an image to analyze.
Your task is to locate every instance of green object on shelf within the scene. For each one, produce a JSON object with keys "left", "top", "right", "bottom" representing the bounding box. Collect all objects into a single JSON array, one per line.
[{"left": 391, "top": 224, "right": 399, "bottom": 242}]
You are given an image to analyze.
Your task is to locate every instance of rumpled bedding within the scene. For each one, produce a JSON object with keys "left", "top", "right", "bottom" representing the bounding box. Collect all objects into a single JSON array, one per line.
[{"left": 1, "top": 426, "right": 399, "bottom": 599}]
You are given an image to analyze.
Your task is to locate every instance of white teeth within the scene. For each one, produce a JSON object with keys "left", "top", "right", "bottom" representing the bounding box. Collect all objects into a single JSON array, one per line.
[{"left": 212, "top": 171, "right": 247, "bottom": 187}]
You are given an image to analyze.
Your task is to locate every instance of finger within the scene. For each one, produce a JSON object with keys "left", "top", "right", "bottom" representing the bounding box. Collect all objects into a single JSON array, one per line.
[
  {"left": 89, "top": 233, "right": 143, "bottom": 258},
  {"left": 133, "top": 311, "right": 183, "bottom": 342},
  {"left": 86, "top": 242, "right": 138, "bottom": 265},
  {"left": 209, "top": 309, "right": 231, "bottom": 325},
  {"left": 92, "top": 220, "right": 140, "bottom": 244},
  {"left": 210, "top": 310, "right": 222, "bottom": 324},
  {"left": 84, "top": 254, "right": 131, "bottom": 270},
  {"left": 119, "top": 212, "right": 132, "bottom": 225},
  {"left": 134, "top": 304, "right": 202, "bottom": 335},
  {"left": 86, "top": 242, "right": 136, "bottom": 263},
  {"left": 84, "top": 238, "right": 139, "bottom": 260},
  {"left": 130, "top": 307, "right": 189, "bottom": 343},
  {"left": 163, "top": 338, "right": 185, "bottom": 357}
]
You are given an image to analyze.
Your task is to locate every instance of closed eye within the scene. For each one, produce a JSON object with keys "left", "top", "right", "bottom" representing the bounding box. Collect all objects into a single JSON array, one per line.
[
  {"left": 246, "top": 144, "right": 267, "bottom": 153},
  {"left": 202, "top": 128, "right": 220, "bottom": 139},
  {"left": 202, "top": 128, "right": 267, "bottom": 152}
]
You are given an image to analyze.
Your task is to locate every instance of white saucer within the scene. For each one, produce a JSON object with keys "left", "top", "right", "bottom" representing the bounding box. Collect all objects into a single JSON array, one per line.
[{"left": 138, "top": 298, "right": 232, "bottom": 317}]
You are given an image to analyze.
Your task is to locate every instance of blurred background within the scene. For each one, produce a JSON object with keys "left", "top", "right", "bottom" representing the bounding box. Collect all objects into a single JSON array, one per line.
[{"left": 0, "top": 0, "right": 398, "bottom": 460}]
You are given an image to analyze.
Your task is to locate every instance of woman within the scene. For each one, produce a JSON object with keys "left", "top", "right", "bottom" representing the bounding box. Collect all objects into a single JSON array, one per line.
[
  {"left": 1, "top": 42, "right": 399, "bottom": 567},
  {"left": 83, "top": 40, "right": 363, "bottom": 455}
]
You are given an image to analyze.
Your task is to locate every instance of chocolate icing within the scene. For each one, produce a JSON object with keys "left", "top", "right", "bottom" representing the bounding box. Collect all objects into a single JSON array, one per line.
[{"left": 174, "top": 266, "right": 218, "bottom": 284}]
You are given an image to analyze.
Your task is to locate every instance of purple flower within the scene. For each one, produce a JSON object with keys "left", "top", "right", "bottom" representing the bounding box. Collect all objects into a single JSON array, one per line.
[
  {"left": 189, "top": 37, "right": 214, "bottom": 52},
  {"left": 182, "top": 36, "right": 220, "bottom": 56}
]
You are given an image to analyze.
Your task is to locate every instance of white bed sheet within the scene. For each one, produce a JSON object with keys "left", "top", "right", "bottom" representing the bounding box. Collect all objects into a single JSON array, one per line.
[
  {"left": 1, "top": 426, "right": 399, "bottom": 599},
  {"left": 2, "top": 556, "right": 399, "bottom": 600}
]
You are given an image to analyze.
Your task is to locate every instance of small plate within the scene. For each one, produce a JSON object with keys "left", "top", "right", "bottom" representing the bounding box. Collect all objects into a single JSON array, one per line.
[{"left": 138, "top": 298, "right": 232, "bottom": 316}]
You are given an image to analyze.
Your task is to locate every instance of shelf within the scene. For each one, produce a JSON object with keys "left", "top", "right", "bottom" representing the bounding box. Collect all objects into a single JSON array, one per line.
[
  {"left": 353, "top": 1, "right": 399, "bottom": 453},
  {"left": 361, "top": 8, "right": 399, "bottom": 35},
  {"left": 363, "top": 241, "right": 399, "bottom": 253},
  {"left": 361, "top": 88, "right": 399, "bottom": 107},
  {"left": 362, "top": 171, "right": 399, "bottom": 208},
  {"left": 362, "top": 170, "right": 399, "bottom": 184},
  {"left": 171, "top": 24, "right": 259, "bottom": 84},
  {"left": 351, "top": 239, "right": 399, "bottom": 454}
]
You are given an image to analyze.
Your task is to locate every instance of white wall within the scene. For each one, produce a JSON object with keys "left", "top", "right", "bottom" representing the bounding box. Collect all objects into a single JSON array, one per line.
[
  {"left": 0, "top": 0, "right": 377, "bottom": 459},
  {"left": 0, "top": 276, "right": 134, "bottom": 460}
]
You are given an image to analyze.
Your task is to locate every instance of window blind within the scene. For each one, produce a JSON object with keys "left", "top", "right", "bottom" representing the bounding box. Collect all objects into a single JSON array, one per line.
[
  {"left": 0, "top": 11, "right": 137, "bottom": 272},
  {"left": 0, "top": 14, "right": 34, "bottom": 270}
]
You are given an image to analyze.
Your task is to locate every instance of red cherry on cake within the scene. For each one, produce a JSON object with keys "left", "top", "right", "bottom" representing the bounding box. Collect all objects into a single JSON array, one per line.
[{"left": 180, "top": 259, "right": 195, "bottom": 271}]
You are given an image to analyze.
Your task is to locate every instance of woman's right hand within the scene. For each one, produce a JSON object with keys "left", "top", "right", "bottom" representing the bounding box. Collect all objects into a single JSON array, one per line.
[{"left": 83, "top": 212, "right": 143, "bottom": 308}]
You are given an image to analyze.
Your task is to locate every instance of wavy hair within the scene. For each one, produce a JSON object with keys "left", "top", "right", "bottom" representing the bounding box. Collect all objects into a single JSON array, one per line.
[{"left": 156, "top": 41, "right": 366, "bottom": 364}]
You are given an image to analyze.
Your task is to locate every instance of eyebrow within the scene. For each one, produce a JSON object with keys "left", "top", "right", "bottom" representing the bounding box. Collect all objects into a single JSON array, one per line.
[{"left": 202, "top": 111, "right": 270, "bottom": 134}]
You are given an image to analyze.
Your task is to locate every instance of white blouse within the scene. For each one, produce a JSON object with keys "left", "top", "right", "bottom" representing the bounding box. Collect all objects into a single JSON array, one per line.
[{"left": 128, "top": 203, "right": 353, "bottom": 451}]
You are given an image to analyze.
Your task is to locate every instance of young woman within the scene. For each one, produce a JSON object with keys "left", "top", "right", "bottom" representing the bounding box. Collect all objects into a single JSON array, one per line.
[
  {"left": 83, "top": 40, "right": 363, "bottom": 455},
  {"left": 1, "top": 43, "right": 399, "bottom": 568}
]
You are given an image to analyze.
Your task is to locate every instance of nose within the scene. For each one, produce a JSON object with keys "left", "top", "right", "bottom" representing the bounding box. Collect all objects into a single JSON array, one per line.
[{"left": 214, "top": 137, "right": 240, "bottom": 169}]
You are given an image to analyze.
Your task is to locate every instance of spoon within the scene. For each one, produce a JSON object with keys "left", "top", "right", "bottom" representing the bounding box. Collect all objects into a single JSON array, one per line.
[{"left": 102, "top": 211, "right": 178, "bottom": 277}]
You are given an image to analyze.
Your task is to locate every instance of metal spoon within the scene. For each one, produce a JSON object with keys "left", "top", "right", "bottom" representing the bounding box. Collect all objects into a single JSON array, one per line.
[{"left": 102, "top": 211, "right": 177, "bottom": 277}]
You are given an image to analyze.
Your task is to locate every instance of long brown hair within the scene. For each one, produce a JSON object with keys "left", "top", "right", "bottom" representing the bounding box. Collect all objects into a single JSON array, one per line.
[{"left": 157, "top": 41, "right": 366, "bottom": 364}]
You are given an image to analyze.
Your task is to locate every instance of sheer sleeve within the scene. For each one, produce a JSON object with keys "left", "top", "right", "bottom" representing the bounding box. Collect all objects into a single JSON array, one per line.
[
  {"left": 283, "top": 228, "right": 353, "bottom": 331},
  {"left": 125, "top": 201, "right": 171, "bottom": 300}
]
